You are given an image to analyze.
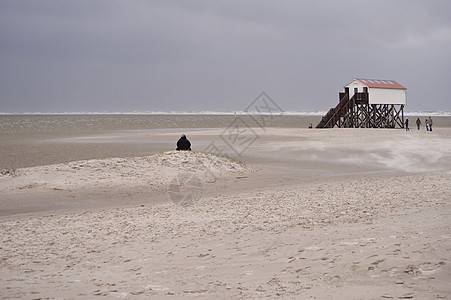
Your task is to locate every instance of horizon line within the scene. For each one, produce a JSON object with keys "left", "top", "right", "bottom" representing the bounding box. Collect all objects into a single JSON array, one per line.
[{"left": 0, "top": 110, "right": 450, "bottom": 116}]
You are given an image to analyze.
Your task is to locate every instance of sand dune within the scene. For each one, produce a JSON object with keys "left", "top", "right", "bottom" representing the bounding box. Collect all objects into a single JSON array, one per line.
[
  {"left": 0, "top": 150, "right": 248, "bottom": 191},
  {"left": 0, "top": 151, "right": 249, "bottom": 216}
]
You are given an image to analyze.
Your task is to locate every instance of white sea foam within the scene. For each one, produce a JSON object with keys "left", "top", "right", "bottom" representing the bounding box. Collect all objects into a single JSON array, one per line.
[
  {"left": 1, "top": 110, "right": 450, "bottom": 116},
  {"left": 0, "top": 110, "right": 307, "bottom": 115},
  {"left": 3, "top": 110, "right": 449, "bottom": 116},
  {"left": 405, "top": 111, "right": 451, "bottom": 116}
]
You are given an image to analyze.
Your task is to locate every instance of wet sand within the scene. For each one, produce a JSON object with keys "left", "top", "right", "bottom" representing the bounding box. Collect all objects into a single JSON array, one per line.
[{"left": 1, "top": 114, "right": 449, "bottom": 170}]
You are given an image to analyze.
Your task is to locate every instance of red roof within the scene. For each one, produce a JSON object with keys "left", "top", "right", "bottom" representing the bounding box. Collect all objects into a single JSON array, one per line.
[{"left": 355, "top": 78, "right": 406, "bottom": 89}]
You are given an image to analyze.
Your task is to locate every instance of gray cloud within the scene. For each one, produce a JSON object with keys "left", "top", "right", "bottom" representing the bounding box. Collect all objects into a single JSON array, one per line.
[{"left": 1, "top": 0, "right": 450, "bottom": 113}]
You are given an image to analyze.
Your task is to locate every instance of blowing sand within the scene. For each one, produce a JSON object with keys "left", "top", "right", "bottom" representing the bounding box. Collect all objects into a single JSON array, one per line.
[{"left": 1, "top": 126, "right": 450, "bottom": 299}]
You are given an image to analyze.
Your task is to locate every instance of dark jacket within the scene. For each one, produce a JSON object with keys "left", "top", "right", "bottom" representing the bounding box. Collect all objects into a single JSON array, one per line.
[{"left": 176, "top": 136, "right": 191, "bottom": 151}]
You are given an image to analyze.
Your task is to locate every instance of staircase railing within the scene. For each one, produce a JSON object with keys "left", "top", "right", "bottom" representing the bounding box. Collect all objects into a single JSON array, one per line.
[
  {"left": 317, "top": 93, "right": 351, "bottom": 128},
  {"left": 317, "top": 92, "right": 368, "bottom": 128}
]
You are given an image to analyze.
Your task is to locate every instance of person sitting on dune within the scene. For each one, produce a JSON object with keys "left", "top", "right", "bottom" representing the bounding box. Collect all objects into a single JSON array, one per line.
[{"left": 176, "top": 134, "right": 191, "bottom": 151}]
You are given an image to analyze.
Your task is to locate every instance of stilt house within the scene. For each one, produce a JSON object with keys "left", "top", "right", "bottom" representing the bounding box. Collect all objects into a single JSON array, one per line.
[{"left": 318, "top": 79, "right": 407, "bottom": 128}]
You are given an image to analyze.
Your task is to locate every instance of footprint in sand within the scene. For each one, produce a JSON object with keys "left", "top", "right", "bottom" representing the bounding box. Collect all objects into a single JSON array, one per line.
[
  {"left": 404, "top": 261, "right": 446, "bottom": 278},
  {"left": 418, "top": 261, "right": 446, "bottom": 275}
]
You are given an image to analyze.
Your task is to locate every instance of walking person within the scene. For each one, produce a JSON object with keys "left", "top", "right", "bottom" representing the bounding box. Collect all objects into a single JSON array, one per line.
[
  {"left": 428, "top": 116, "right": 433, "bottom": 131},
  {"left": 405, "top": 118, "right": 410, "bottom": 131},
  {"left": 425, "top": 118, "right": 429, "bottom": 131},
  {"left": 416, "top": 118, "right": 421, "bottom": 130}
]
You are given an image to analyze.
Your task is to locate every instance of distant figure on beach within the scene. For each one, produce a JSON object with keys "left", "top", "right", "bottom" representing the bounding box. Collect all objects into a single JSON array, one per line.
[
  {"left": 176, "top": 134, "right": 191, "bottom": 151},
  {"left": 425, "top": 118, "right": 429, "bottom": 131},
  {"left": 428, "top": 116, "right": 433, "bottom": 131},
  {"left": 416, "top": 118, "right": 421, "bottom": 130},
  {"left": 405, "top": 118, "right": 410, "bottom": 131}
]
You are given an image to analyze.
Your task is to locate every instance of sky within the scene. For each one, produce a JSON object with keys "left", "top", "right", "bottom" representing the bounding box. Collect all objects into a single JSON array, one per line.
[{"left": 1, "top": 0, "right": 451, "bottom": 113}]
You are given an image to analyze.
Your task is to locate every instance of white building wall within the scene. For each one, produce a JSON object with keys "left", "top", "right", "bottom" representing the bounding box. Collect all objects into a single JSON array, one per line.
[
  {"left": 344, "top": 79, "right": 367, "bottom": 98},
  {"left": 368, "top": 88, "right": 406, "bottom": 105},
  {"left": 344, "top": 79, "right": 407, "bottom": 105}
]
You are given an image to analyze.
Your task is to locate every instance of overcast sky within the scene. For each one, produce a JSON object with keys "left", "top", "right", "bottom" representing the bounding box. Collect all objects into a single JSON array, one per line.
[{"left": 1, "top": 0, "right": 450, "bottom": 113}]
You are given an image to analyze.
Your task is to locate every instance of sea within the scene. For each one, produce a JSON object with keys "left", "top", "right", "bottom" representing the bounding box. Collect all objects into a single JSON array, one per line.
[
  {"left": 0, "top": 113, "right": 321, "bottom": 134},
  {"left": 1, "top": 111, "right": 450, "bottom": 133}
]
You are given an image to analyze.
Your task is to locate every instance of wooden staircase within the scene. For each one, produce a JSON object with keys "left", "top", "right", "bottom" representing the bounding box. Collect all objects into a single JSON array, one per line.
[{"left": 317, "top": 92, "right": 354, "bottom": 128}]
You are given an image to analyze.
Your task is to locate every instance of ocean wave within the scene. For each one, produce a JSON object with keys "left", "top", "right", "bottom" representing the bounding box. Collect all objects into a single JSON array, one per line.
[
  {"left": 405, "top": 111, "right": 451, "bottom": 116},
  {"left": 0, "top": 110, "right": 450, "bottom": 116},
  {"left": 0, "top": 110, "right": 325, "bottom": 116}
]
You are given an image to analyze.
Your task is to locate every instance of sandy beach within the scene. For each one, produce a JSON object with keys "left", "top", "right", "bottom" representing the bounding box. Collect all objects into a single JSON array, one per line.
[{"left": 1, "top": 116, "right": 451, "bottom": 299}]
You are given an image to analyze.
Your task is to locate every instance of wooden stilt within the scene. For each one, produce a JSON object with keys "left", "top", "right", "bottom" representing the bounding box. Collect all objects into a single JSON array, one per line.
[{"left": 317, "top": 93, "right": 405, "bottom": 129}]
